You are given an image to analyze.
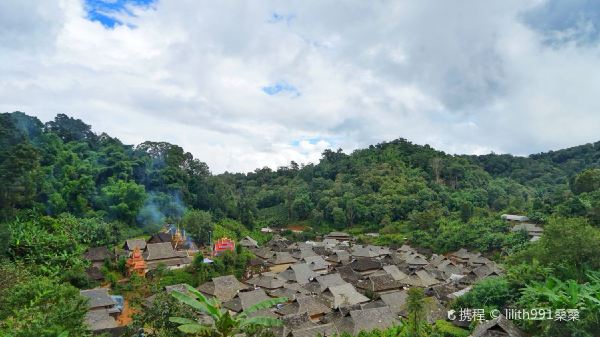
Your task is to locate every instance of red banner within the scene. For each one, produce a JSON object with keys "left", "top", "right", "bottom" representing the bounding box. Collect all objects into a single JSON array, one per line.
[{"left": 213, "top": 237, "right": 235, "bottom": 256}]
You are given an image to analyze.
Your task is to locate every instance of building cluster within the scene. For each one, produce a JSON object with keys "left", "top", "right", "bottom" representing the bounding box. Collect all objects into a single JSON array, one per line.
[
  {"left": 79, "top": 215, "right": 540, "bottom": 336},
  {"left": 503, "top": 214, "right": 544, "bottom": 242},
  {"left": 81, "top": 225, "right": 198, "bottom": 334},
  {"left": 145, "top": 231, "right": 524, "bottom": 337}
]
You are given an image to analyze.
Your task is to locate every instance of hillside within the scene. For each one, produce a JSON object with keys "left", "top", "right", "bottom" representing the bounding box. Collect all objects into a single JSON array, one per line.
[
  {"left": 2, "top": 111, "right": 600, "bottom": 337},
  {"left": 2, "top": 112, "right": 600, "bottom": 239}
]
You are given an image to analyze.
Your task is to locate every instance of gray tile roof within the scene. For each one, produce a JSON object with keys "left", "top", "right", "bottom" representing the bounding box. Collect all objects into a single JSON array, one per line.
[
  {"left": 253, "top": 247, "right": 275, "bottom": 260},
  {"left": 326, "top": 250, "right": 351, "bottom": 264},
  {"left": 470, "top": 314, "right": 526, "bottom": 337},
  {"left": 276, "top": 294, "right": 332, "bottom": 317},
  {"left": 124, "top": 239, "right": 146, "bottom": 251},
  {"left": 239, "top": 288, "right": 271, "bottom": 311},
  {"left": 239, "top": 236, "right": 259, "bottom": 248},
  {"left": 357, "top": 274, "right": 403, "bottom": 293},
  {"left": 380, "top": 290, "right": 408, "bottom": 314},
  {"left": 269, "top": 252, "right": 298, "bottom": 265},
  {"left": 342, "top": 306, "right": 399, "bottom": 335},
  {"left": 84, "top": 247, "right": 113, "bottom": 262},
  {"left": 315, "top": 273, "right": 347, "bottom": 291},
  {"left": 278, "top": 264, "right": 318, "bottom": 285},
  {"left": 269, "top": 287, "right": 301, "bottom": 301},
  {"left": 415, "top": 270, "right": 442, "bottom": 287},
  {"left": 303, "top": 255, "right": 331, "bottom": 271},
  {"left": 383, "top": 265, "right": 408, "bottom": 281},
  {"left": 143, "top": 242, "right": 180, "bottom": 260},
  {"left": 246, "top": 274, "right": 285, "bottom": 289},
  {"left": 84, "top": 308, "right": 118, "bottom": 331},
  {"left": 292, "top": 323, "right": 338, "bottom": 337},
  {"left": 80, "top": 288, "right": 117, "bottom": 309},
  {"left": 197, "top": 275, "right": 249, "bottom": 301},
  {"left": 350, "top": 257, "right": 382, "bottom": 272},
  {"left": 292, "top": 247, "right": 318, "bottom": 260},
  {"left": 323, "top": 283, "right": 369, "bottom": 309}
]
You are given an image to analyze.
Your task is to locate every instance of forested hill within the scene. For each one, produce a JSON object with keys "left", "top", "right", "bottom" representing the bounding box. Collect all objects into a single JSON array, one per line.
[{"left": 2, "top": 111, "right": 600, "bottom": 251}]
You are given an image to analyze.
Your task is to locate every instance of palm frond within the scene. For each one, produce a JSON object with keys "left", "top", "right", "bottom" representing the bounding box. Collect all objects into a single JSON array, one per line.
[
  {"left": 178, "top": 323, "right": 213, "bottom": 334},
  {"left": 169, "top": 316, "right": 199, "bottom": 325},
  {"left": 171, "top": 290, "right": 218, "bottom": 319}
]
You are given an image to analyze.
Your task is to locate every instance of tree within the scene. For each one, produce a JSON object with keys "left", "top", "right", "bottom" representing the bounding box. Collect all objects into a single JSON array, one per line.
[
  {"left": 127, "top": 291, "right": 198, "bottom": 337},
  {"left": 459, "top": 201, "right": 474, "bottom": 223},
  {"left": 101, "top": 179, "right": 147, "bottom": 224},
  {"left": 0, "top": 272, "right": 90, "bottom": 337},
  {"left": 453, "top": 277, "right": 512, "bottom": 314},
  {"left": 292, "top": 192, "right": 313, "bottom": 220},
  {"left": 509, "top": 217, "right": 600, "bottom": 281},
  {"left": 572, "top": 169, "right": 600, "bottom": 195},
  {"left": 405, "top": 287, "right": 427, "bottom": 337},
  {"left": 169, "top": 284, "right": 286, "bottom": 336},
  {"left": 7, "top": 216, "right": 87, "bottom": 277},
  {"left": 182, "top": 210, "right": 214, "bottom": 246},
  {"left": 44, "top": 113, "right": 97, "bottom": 144},
  {"left": 430, "top": 157, "right": 443, "bottom": 184}
]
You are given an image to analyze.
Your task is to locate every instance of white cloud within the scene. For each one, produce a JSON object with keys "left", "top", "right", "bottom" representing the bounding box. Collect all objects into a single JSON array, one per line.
[{"left": 1, "top": 0, "right": 600, "bottom": 173}]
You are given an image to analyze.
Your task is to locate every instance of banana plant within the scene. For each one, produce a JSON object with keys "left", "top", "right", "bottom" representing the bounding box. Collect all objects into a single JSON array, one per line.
[{"left": 169, "top": 284, "right": 287, "bottom": 337}]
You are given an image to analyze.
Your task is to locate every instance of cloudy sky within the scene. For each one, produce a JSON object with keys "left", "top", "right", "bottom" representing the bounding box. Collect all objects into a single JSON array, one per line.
[{"left": 1, "top": 0, "right": 600, "bottom": 173}]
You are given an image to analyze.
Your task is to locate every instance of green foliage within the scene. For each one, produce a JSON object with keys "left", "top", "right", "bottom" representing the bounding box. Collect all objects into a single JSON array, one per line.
[
  {"left": 0, "top": 264, "right": 90, "bottom": 337},
  {"left": 101, "top": 178, "right": 147, "bottom": 224},
  {"left": 127, "top": 291, "right": 198, "bottom": 337},
  {"left": 516, "top": 271, "right": 600, "bottom": 337},
  {"left": 7, "top": 216, "right": 88, "bottom": 276},
  {"left": 169, "top": 284, "right": 285, "bottom": 336},
  {"left": 182, "top": 209, "right": 214, "bottom": 246},
  {"left": 453, "top": 277, "right": 512, "bottom": 314},
  {"left": 509, "top": 217, "right": 600, "bottom": 280},
  {"left": 431, "top": 320, "right": 469, "bottom": 337},
  {"left": 5, "top": 112, "right": 600, "bottom": 336},
  {"left": 406, "top": 287, "right": 427, "bottom": 337},
  {"left": 192, "top": 249, "right": 253, "bottom": 283},
  {"left": 572, "top": 169, "right": 600, "bottom": 195}
]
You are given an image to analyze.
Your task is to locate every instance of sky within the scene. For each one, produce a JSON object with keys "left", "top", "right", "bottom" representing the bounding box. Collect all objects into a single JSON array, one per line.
[{"left": 1, "top": 0, "right": 600, "bottom": 173}]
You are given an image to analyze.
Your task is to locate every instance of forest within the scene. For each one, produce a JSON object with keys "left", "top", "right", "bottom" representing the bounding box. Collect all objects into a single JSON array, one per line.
[{"left": 1, "top": 111, "right": 600, "bottom": 337}]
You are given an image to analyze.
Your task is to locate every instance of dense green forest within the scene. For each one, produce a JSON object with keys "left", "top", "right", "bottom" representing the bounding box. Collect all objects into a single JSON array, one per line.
[{"left": 1, "top": 111, "right": 600, "bottom": 336}]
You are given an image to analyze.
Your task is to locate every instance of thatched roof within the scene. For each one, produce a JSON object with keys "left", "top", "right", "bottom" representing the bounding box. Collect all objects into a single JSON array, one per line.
[
  {"left": 279, "top": 264, "right": 318, "bottom": 285},
  {"left": 123, "top": 239, "right": 146, "bottom": 251},
  {"left": 383, "top": 265, "right": 408, "bottom": 281},
  {"left": 336, "top": 306, "right": 399, "bottom": 335},
  {"left": 323, "top": 283, "right": 369, "bottom": 309},
  {"left": 80, "top": 289, "right": 117, "bottom": 309},
  {"left": 303, "top": 255, "right": 331, "bottom": 271},
  {"left": 350, "top": 257, "right": 381, "bottom": 272},
  {"left": 379, "top": 290, "right": 408, "bottom": 314},
  {"left": 292, "top": 323, "right": 338, "bottom": 337},
  {"left": 197, "top": 275, "right": 250, "bottom": 301},
  {"left": 143, "top": 242, "right": 182, "bottom": 260},
  {"left": 470, "top": 314, "right": 526, "bottom": 337},
  {"left": 239, "top": 236, "right": 259, "bottom": 248},
  {"left": 269, "top": 252, "right": 298, "bottom": 265},
  {"left": 276, "top": 294, "right": 332, "bottom": 317},
  {"left": 246, "top": 274, "right": 285, "bottom": 289},
  {"left": 239, "top": 289, "right": 271, "bottom": 311},
  {"left": 84, "top": 247, "right": 114, "bottom": 262},
  {"left": 356, "top": 274, "right": 403, "bottom": 293}
]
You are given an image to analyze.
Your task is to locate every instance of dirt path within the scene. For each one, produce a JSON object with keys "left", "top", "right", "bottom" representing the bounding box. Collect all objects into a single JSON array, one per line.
[{"left": 117, "top": 298, "right": 136, "bottom": 326}]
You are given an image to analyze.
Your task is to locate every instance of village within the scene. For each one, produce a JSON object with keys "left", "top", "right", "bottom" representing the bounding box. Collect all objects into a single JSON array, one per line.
[{"left": 79, "top": 215, "right": 543, "bottom": 337}]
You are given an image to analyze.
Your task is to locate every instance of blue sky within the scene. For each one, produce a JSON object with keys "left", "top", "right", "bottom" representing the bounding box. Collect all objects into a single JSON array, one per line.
[
  {"left": 85, "top": 0, "right": 155, "bottom": 28},
  {"left": 2, "top": 0, "right": 600, "bottom": 173},
  {"left": 262, "top": 81, "right": 301, "bottom": 97}
]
